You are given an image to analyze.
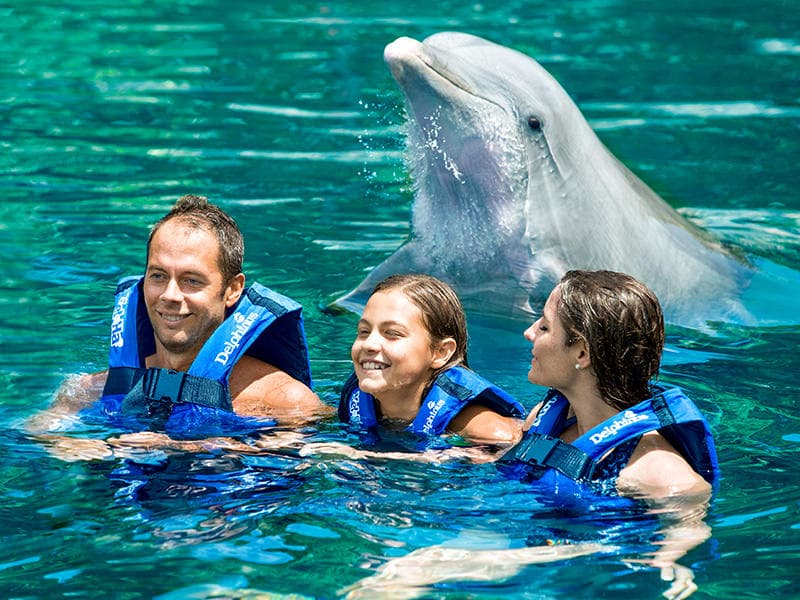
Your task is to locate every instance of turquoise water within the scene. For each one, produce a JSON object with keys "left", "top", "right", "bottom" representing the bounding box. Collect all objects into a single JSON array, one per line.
[{"left": 2, "top": 1, "right": 799, "bottom": 598}]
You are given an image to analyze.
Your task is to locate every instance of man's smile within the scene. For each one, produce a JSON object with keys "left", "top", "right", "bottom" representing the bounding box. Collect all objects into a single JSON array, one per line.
[{"left": 159, "top": 312, "right": 189, "bottom": 323}]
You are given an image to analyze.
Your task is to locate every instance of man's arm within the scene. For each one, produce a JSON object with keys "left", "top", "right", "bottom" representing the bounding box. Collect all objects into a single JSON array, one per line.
[
  {"left": 25, "top": 371, "right": 108, "bottom": 434},
  {"left": 24, "top": 371, "right": 119, "bottom": 461}
]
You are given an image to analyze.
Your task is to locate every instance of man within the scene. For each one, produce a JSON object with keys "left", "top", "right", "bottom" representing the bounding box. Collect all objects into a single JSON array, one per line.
[{"left": 28, "top": 195, "right": 328, "bottom": 451}]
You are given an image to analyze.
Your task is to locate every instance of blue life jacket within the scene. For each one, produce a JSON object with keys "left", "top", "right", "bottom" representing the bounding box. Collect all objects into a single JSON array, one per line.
[
  {"left": 338, "top": 365, "right": 526, "bottom": 437},
  {"left": 500, "top": 385, "right": 720, "bottom": 499},
  {"left": 87, "top": 276, "right": 313, "bottom": 438}
]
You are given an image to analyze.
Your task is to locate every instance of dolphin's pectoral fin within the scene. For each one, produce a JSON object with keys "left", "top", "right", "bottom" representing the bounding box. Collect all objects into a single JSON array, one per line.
[
  {"left": 319, "top": 301, "right": 353, "bottom": 316},
  {"left": 325, "top": 242, "right": 430, "bottom": 315}
]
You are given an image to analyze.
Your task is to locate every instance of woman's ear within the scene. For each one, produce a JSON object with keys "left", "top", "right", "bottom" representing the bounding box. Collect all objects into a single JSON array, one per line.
[
  {"left": 225, "top": 273, "right": 246, "bottom": 307},
  {"left": 575, "top": 338, "right": 591, "bottom": 371},
  {"left": 431, "top": 337, "right": 457, "bottom": 369}
]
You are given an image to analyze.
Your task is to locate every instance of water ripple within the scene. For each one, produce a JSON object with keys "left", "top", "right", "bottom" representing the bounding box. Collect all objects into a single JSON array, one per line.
[{"left": 227, "top": 102, "right": 362, "bottom": 119}]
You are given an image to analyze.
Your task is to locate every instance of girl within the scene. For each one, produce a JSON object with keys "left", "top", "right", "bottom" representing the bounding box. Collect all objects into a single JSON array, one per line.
[{"left": 339, "top": 274, "right": 525, "bottom": 445}]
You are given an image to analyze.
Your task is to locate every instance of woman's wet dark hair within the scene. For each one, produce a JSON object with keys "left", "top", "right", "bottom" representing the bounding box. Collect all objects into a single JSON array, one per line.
[
  {"left": 372, "top": 273, "right": 469, "bottom": 374},
  {"left": 557, "top": 270, "right": 664, "bottom": 410}
]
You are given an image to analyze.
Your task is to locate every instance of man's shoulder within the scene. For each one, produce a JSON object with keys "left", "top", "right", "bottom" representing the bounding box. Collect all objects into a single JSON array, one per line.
[{"left": 230, "top": 356, "right": 329, "bottom": 420}]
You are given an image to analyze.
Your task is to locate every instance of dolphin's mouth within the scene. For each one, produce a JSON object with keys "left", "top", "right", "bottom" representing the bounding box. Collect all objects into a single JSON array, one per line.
[
  {"left": 384, "top": 36, "right": 503, "bottom": 112},
  {"left": 383, "top": 35, "right": 529, "bottom": 228}
]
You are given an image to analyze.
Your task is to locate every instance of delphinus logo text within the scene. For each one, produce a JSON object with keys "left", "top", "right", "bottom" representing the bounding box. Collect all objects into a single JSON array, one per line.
[
  {"left": 348, "top": 389, "right": 362, "bottom": 425},
  {"left": 422, "top": 398, "right": 447, "bottom": 434},
  {"left": 110, "top": 293, "right": 130, "bottom": 348},
  {"left": 590, "top": 410, "right": 649, "bottom": 445},
  {"left": 531, "top": 395, "right": 559, "bottom": 428},
  {"left": 215, "top": 311, "right": 259, "bottom": 366}
]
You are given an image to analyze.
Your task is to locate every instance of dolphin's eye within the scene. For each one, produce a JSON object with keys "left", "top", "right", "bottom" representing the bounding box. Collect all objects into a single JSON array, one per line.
[{"left": 527, "top": 116, "right": 542, "bottom": 131}]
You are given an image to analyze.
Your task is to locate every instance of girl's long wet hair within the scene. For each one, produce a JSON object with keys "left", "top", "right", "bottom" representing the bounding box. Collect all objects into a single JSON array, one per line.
[
  {"left": 557, "top": 270, "right": 664, "bottom": 410},
  {"left": 371, "top": 274, "right": 469, "bottom": 379}
]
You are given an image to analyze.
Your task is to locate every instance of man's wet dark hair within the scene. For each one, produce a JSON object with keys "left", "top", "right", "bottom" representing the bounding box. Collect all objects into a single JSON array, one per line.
[{"left": 148, "top": 194, "right": 244, "bottom": 283}]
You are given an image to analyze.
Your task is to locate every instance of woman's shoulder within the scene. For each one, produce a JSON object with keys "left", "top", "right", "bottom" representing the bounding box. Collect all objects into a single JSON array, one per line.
[{"left": 617, "top": 431, "right": 711, "bottom": 498}]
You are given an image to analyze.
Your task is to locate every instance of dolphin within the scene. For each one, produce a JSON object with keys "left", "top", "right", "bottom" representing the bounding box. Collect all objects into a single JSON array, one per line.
[{"left": 331, "top": 32, "right": 753, "bottom": 327}]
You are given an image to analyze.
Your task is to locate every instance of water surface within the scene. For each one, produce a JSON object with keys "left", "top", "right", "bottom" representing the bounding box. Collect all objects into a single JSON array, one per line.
[{"left": 1, "top": 1, "right": 799, "bottom": 598}]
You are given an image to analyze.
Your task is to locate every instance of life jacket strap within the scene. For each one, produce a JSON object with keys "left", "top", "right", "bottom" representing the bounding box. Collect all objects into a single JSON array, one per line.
[
  {"left": 102, "top": 366, "right": 146, "bottom": 397},
  {"left": 247, "top": 285, "right": 291, "bottom": 317},
  {"left": 140, "top": 368, "right": 233, "bottom": 412},
  {"left": 435, "top": 376, "right": 473, "bottom": 402},
  {"left": 651, "top": 391, "right": 676, "bottom": 427},
  {"left": 510, "top": 433, "right": 596, "bottom": 481}
]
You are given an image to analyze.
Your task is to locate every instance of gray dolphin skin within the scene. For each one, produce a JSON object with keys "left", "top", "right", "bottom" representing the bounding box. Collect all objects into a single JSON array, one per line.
[{"left": 332, "top": 32, "right": 753, "bottom": 327}]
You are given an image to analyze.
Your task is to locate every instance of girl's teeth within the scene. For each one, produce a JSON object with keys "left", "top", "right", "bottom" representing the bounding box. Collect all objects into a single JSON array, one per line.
[{"left": 362, "top": 361, "right": 386, "bottom": 370}]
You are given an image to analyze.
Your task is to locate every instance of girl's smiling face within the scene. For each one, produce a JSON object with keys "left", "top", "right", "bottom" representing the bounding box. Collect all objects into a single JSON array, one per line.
[{"left": 351, "top": 289, "right": 448, "bottom": 413}]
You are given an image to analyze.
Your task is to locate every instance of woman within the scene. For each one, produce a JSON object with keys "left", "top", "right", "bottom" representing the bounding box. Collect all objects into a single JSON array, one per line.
[
  {"left": 339, "top": 273, "right": 525, "bottom": 445},
  {"left": 504, "top": 269, "right": 719, "bottom": 498}
]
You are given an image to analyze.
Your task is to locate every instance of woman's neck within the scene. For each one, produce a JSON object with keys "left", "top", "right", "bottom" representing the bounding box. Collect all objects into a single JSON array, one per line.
[{"left": 560, "top": 381, "right": 619, "bottom": 440}]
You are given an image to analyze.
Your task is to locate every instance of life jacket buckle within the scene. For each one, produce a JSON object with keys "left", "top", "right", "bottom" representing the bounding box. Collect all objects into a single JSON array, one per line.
[
  {"left": 516, "top": 434, "right": 560, "bottom": 466},
  {"left": 143, "top": 368, "right": 186, "bottom": 406}
]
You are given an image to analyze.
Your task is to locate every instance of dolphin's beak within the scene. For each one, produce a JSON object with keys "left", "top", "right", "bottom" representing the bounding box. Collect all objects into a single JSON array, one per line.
[{"left": 384, "top": 36, "right": 423, "bottom": 81}]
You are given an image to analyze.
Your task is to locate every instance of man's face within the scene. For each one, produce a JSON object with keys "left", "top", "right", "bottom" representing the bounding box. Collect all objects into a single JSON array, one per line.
[{"left": 143, "top": 218, "right": 242, "bottom": 368}]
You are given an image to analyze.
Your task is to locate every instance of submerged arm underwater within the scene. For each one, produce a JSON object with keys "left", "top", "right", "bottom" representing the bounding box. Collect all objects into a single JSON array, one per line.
[
  {"left": 24, "top": 372, "right": 329, "bottom": 462},
  {"left": 28, "top": 378, "right": 711, "bottom": 600},
  {"left": 335, "top": 484, "right": 711, "bottom": 600},
  {"left": 631, "top": 491, "right": 713, "bottom": 600},
  {"left": 300, "top": 434, "right": 712, "bottom": 600},
  {"left": 339, "top": 541, "right": 614, "bottom": 600}
]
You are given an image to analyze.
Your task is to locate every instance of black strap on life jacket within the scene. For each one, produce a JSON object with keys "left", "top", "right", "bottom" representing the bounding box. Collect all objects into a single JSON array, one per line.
[
  {"left": 105, "top": 366, "right": 232, "bottom": 411},
  {"left": 651, "top": 391, "right": 677, "bottom": 427},
  {"left": 507, "top": 433, "right": 596, "bottom": 481},
  {"left": 138, "top": 368, "right": 232, "bottom": 411},
  {"left": 103, "top": 366, "right": 146, "bottom": 398},
  {"left": 108, "top": 367, "right": 233, "bottom": 424}
]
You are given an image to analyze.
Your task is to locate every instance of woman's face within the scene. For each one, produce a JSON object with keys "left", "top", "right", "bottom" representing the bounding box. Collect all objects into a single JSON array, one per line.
[
  {"left": 523, "top": 286, "right": 580, "bottom": 389},
  {"left": 351, "top": 289, "right": 443, "bottom": 407}
]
